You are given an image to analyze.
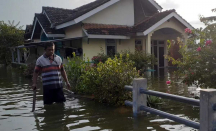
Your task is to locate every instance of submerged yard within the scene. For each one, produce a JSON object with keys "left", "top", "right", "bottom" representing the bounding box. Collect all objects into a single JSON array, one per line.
[{"left": 0, "top": 66, "right": 199, "bottom": 131}]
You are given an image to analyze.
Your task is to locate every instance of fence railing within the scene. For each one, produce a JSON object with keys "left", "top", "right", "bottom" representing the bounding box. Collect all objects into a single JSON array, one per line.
[{"left": 124, "top": 78, "right": 216, "bottom": 131}]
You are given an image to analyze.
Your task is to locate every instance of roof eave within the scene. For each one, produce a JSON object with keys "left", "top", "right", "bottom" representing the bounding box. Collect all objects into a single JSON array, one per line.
[{"left": 143, "top": 12, "right": 194, "bottom": 36}]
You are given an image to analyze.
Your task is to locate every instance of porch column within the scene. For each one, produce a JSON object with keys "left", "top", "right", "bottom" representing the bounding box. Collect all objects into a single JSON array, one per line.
[
  {"left": 146, "top": 33, "right": 153, "bottom": 54},
  {"left": 11, "top": 48, "right": 14, "bottom": 63},
  {"left": 17, "top": 48, "right": 20, "bottom": 64}
]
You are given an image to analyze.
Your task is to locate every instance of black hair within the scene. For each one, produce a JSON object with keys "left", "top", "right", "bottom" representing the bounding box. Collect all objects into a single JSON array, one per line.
[{"left": 44, "top": 42, "right": 55, "bottom": 50}]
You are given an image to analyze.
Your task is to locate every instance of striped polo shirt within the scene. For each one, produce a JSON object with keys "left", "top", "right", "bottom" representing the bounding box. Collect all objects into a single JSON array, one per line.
[{"left": 34, "top": 54, "right": 64, "bottom": 89}]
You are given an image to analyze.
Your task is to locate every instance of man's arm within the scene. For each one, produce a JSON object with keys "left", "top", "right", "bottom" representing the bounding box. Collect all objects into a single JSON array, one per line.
[
  {"left": 32, "top": 59, "right": 41, "bottom": 90},
  {"left": 61, "top": 69, "right": 71, "bottom": 89}
]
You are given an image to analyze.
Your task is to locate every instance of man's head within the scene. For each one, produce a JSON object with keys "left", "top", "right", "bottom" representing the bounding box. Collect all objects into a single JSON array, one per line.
[{"left": 44, "top": 42, "right": 55, "bottom": 57}]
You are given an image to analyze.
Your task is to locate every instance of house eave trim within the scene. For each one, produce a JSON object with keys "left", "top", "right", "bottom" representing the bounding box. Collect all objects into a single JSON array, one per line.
[
  {"left": 143, "top": 12, "right": 194, "bottom": 35},
  {"left": 88, "top": 34, "right": 130, "bottom": 39},
  {"left": 46, "top": 34, "right": 65, "bottom": 37},
  {"left": 55, "top": 0, "right": 120, "bottom": 29}
]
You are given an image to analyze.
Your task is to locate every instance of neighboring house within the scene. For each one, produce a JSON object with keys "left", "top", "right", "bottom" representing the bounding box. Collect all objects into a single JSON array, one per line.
[{"left": 11, "top": 0, "right": 193, "bottom": 75}]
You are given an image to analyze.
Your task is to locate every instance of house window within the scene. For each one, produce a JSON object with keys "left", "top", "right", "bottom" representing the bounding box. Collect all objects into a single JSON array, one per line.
[
  {"left": 135, "top": 40, "right": 142, "bottom": 51},
  {"left": 106, "top": 39, "right": 116, "bottom": 56}
]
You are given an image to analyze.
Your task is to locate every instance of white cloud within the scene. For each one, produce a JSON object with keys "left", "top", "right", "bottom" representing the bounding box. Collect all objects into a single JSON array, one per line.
[{"left": 160, "top": 0, "right": 179, "bottom": 9}]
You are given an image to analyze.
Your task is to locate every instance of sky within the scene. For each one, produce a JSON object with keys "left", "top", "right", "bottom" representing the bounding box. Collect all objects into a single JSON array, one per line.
[{"left": 0, "top": 0, "right": 216, "bottom": 29}]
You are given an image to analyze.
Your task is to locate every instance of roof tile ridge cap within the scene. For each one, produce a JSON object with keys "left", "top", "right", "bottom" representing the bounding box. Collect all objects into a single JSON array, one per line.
[{"left": 42, "top": 6, "right": 73, "bottom": 11}]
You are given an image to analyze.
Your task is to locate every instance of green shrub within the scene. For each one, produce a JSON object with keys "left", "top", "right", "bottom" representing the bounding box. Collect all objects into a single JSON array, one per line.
[
  {"left": 23, "top": 63, "right": 35, "bottom": 78},
  {"left": 64, "top": 53, "right": 91, "bottom": 92},
  {"left": 92, "top": 50, "right": 157, "bottom": 76},
  {"left": 117, "top": 50, "right": 157, "bottom": 75},
  {"left": 78, "top": 55, "right": 139, "bottom": 105}
]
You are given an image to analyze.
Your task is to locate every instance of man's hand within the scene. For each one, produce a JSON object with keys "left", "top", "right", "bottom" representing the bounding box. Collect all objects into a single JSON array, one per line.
[
  {"left": 32, "top": 84, "right": 37, "bottom": 90},
  {"left": 66, "top": 82, "right": 71, "bottom": 89}
]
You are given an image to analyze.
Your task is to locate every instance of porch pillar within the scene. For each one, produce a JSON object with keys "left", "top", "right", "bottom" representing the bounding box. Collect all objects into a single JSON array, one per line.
[
  {"left": 146, "top": 33, "right": 153, "bottom": 54},
  {"left": 17, "top": 48, "right": 20, "bottom": 64}
]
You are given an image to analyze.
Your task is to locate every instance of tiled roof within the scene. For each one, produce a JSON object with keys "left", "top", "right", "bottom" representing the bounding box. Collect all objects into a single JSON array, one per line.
[
  {"left": 135, "top": 9, "right": 194, "bottom": 32},
  {"left": 42, "top": 7, "right": 76, "bottom": 25},
  {"left": 35, "top": 13, "right": 64, "bottom": 34},
  {"left": 134, "top": 9, "right": 176, "bottom": 32},
  {"left": 43, "top": 0, "right": 110, "bottom": 26},
  {"left": 24, "top": 25, "right": 33, "bottom": 39},
  {"left": 83, "top": 23, "right": 134, "bottom": 36},
  {"left": 83, "top": 9, "right": 194, "bottom": 36}
]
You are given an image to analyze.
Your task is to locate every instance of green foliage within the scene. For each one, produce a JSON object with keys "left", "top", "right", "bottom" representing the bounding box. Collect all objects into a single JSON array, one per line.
[
  {"left": 147, "top": 95, "right": 163, "bottom": 107},
  {"left": 166, "top": 9, "right": 216, "bottom": 88},
  {"left": 66, "top": 53, "right": 139, "bottom": 105},
  {"left": 0, "top": 21, "right": 24, "bottom": 65},
  {"left": 64, "top": 53, "right": 90, "bottom": 92},
  {"left": 92, "top": 50, "right": 157, "bottom": 76},
  {"left": 23, "top": 63, "right": 35, "bottom": 78},
  {"left": 118, "top": 50, "right": 157, "bottom": 75}
]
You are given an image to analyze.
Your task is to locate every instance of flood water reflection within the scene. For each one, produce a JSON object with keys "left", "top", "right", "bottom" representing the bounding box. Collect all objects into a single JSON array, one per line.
[{"left": 0, "top": 66, "right": 199, "bottom": 131}]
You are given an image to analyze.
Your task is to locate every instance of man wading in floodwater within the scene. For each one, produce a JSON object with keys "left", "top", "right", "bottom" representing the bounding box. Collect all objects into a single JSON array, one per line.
[{"left": 32, "top": 42, "right": 71, "bottom": 105}]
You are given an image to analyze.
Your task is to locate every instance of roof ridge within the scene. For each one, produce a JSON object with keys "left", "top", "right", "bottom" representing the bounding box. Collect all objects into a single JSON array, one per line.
[
  {"left": 135, "top": 9, "right": 176, "bottom": 27},
  {"left": 42, "top": 6, "right": 73, "bottom": 11}
]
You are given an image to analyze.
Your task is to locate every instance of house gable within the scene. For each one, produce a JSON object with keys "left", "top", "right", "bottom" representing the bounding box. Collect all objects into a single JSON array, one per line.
[
  {"left": 55, "top": 0, "right": 119, "bottom": 29},
  {"left": 83, "top": 0, "right": 134, "bottom": 26}
]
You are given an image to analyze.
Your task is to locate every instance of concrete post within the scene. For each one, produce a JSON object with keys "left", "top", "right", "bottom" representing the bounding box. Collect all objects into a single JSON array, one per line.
[
  {"left": 145, "top": 33, "right": 152, "bottom": 54},
  {"left": 200, "top": 89, "right": 216, "bottom": 131},
  {"left": 133, "top": 78, "right": 147, "bottom": 115},
  {"left": 17, "top": 48, "right": 20, "bottom": 64}
]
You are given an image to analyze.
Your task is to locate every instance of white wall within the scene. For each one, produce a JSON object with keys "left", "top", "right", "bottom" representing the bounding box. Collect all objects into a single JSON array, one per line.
[
  {"left": 65, "top": 24, "right": 84, "bottom": 38},
  {"left": 117, "top": 38, "right": 135, "bottom": 53},
  {"left": 154, "top": 17, "right": 187, "bottom": 38},
  {"left": 83, "top": 0, "right": 134, "bottom": 26},
  {"left": 82, "top": 38, "right": 106, "bottom": 61}
]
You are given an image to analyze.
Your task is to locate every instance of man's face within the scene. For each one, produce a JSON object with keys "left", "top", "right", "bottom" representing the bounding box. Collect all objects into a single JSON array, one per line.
[{"left": 45, "top": 45, "right": 55, "bottom": 56}]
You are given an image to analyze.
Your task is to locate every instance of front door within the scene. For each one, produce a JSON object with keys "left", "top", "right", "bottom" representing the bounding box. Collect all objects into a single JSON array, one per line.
[{"left": 151, "top": 40, "right": 165, "bottom": 76}]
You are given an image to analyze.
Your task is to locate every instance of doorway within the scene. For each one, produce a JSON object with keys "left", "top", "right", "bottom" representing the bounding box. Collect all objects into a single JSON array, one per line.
[{"left": 151, "top": 40, "right": 165, "bottom": 76}]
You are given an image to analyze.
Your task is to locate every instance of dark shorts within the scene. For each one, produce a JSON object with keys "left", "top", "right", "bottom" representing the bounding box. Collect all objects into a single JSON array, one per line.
[{"left": 43, "top": 87, "right": 66, "bottom": 105}]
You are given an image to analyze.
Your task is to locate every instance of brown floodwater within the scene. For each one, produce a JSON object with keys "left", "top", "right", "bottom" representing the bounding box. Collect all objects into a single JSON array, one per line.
[{"left": 0, "top": 66, "right": 199, "bottom": 131}]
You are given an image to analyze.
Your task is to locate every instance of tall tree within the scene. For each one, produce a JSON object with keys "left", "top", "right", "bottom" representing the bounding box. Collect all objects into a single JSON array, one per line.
[{"left": 0, "top": 21, "right": 24, "bottom": 65}]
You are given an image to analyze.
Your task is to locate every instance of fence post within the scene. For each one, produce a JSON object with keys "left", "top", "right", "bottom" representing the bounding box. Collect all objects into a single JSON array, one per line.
[
  {"left": 200, "top": 89, "right": 216, "bottom": 131},
  {"left": 133, "top": 78, "right": 147, "bottom": 115}
]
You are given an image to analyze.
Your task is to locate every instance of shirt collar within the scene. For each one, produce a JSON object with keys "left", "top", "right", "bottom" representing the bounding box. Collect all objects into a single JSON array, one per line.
[{"left": 43, "top": 53, "right": 56, "bottom": 58}]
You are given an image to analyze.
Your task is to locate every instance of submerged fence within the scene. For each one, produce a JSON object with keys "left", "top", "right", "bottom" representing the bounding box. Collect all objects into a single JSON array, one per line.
[{"left": 125, "top": 78, "right": 216, "bottom": 131}]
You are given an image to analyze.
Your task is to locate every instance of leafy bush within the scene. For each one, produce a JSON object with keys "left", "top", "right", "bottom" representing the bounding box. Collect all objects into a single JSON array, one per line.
[
  {"left": 117, "top": 50, "right": 157, "bottom": 75},
  {"left": 92, "top": 50, "right": 157, "bottom": 76},
  {"left": 64, "top": 53, "right": 90, "bottom": 92},
  {"left": 66, "top": 53, "right": 139, "bottom": 105},
  {"left": 0, "top": 21, "right": 24, "bottom": 65},
  {"left": 166, "top": 8, "right": 216, "bottom": 88},
  {"left": 23, "top": 63, "right": 35, "bottom": 78},
  {"left": 79, "top": 55, "right": 139, "bottom": 105},
  {"left": 91, "top": 53, "right": 109, "bottom": 65}
]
